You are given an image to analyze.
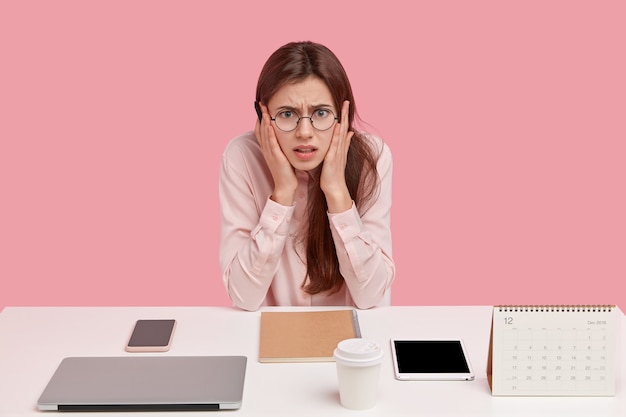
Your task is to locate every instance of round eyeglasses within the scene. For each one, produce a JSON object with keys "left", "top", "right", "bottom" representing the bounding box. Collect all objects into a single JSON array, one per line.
[{"left": 270, "top": 108, "right": 338, "bottom": 132}]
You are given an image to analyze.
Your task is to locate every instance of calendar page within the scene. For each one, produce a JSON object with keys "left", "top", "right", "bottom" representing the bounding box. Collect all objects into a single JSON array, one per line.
[{"left": 487, "top": 305, "right": 616, "bottom": 396}]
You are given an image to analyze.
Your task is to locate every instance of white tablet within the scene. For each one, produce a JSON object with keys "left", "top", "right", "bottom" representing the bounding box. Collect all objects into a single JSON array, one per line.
[{"left": 390, "top": 339, "right": 475, "bottom": 381}]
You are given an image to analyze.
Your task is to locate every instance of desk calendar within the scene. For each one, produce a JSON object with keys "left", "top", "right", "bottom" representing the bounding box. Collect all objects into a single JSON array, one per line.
[{"left": 487, "top": 305, "right": 616, "bottom": 396}]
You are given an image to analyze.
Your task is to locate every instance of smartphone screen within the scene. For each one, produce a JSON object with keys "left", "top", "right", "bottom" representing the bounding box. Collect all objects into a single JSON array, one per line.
[{"left": 126, "top": 319, "right": 176, "bottom": 352}]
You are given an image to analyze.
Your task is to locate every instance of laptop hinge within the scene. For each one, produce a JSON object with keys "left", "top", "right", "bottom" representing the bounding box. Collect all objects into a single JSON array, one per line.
[{"left": 58, "top": 403, "right": 220, "bottom": 411}]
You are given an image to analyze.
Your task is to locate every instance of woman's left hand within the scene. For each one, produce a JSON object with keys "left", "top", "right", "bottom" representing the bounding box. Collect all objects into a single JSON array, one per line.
[{"left": 320, "top": 100, "right": 354, "bottom": 213}]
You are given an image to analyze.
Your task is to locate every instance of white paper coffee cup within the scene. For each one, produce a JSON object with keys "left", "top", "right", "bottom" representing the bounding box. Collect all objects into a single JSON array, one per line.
[{"left": 333, "top": 338, "right": 384, "bottom": 410}]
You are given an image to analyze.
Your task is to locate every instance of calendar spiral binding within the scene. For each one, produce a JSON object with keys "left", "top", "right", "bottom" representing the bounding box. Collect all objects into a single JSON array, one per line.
[{"left": 496, "top": 304, "right": 614, "bottom": 313}]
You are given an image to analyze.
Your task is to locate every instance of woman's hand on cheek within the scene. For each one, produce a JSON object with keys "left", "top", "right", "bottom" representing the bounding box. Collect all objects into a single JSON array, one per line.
[
  {"left": 254, "top": 103, "right": 297, "bottom": 206},
  {"left": 320, "top": 100, "right": 353, "bottom": 213}
]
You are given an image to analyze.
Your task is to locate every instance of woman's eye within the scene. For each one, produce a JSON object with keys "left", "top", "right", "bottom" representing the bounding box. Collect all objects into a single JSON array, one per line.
[
  {"left": 278, "top": 110, "right": 294, "bottom": 119},
  {"left": 314, "top": 109, "right": 330, "bottom": 118}
]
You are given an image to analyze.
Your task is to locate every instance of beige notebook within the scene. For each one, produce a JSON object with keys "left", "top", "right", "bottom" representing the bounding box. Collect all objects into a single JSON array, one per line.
[{"left": 259, "top": 310, "right": 361, "bottom": 363}]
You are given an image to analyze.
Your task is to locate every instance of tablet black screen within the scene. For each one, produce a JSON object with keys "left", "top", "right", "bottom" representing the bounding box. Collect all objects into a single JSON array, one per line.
[{"left": 393, "top": 340, "right": 470, "bottom": 373}]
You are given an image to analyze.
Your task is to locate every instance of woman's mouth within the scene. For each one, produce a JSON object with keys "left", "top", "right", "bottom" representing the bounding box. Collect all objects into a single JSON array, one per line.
[{"left": 293, "top": 146, "right": 318, "bottom": 160}]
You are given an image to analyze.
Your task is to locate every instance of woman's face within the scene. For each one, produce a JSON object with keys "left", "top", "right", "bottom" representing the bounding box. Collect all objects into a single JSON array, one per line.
[{"left": 266, "top": 76, "right": 337, "bottom": 172}]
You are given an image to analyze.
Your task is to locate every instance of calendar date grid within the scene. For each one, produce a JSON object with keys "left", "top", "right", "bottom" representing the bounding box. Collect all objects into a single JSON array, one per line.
[{"left": 499, "top": 325, "right": 609, "bottom": 392}]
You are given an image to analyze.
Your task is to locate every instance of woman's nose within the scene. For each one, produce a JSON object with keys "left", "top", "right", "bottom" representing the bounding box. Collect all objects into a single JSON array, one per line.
[{"left": 295, "top": 117, "right": 314, "bottom": 138}]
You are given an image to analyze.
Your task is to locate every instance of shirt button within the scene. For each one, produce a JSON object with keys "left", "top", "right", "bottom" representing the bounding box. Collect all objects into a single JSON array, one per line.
[{"left": 272, "top": 215, "right": 279, "bottom": 221}]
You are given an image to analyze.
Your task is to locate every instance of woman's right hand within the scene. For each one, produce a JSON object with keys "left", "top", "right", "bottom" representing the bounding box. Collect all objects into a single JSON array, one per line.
[{"left": 254, "top": 102, "right": 297, "bottom": 206}]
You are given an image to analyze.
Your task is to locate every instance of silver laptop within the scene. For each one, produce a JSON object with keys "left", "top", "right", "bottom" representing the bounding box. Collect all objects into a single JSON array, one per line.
[{"left": 37, "top": 356, "right": 247, "bottom": 411}]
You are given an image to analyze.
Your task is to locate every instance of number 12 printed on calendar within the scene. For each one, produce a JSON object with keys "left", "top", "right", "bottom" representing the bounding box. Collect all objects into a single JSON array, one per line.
[{"left": 487, "top": 305, "right": 616, "bottom": 396}]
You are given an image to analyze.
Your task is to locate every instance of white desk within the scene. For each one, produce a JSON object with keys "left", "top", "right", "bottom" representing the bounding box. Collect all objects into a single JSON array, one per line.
[{"left": 0, "top": 306, "right": 624, "bottom": 416}]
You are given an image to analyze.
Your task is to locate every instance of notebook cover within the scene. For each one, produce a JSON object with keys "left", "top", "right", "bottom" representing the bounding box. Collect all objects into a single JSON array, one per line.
[{"left": 259, "top": 310, "right": 361, "bottom": 363}]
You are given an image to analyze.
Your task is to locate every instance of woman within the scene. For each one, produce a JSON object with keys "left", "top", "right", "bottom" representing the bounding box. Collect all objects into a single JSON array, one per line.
[{"left": 219, "top": 41, "right": 395, "bottom": 311}]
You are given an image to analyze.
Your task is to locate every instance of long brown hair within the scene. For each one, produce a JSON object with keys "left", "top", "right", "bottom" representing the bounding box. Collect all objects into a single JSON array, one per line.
[{"left": 256, "top": 41, "right": 380, "bottom": 294}]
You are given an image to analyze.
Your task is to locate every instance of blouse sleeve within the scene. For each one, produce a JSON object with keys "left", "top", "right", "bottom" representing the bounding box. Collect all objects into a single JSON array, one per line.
[
  {"left": 219, "top": 137, "right": 295, "bottom": 311},
  {"left": 327, "top": 137, "right": 395, "bottom": 309}
]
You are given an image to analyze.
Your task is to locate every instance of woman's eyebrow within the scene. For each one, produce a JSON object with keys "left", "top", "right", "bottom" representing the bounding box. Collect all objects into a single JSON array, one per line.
[
  {"left": 276, "top": 103, "right": 334, "bottom": 112},
  {"left": 275, "top": 105, "right": 298, "bottom": 111}
]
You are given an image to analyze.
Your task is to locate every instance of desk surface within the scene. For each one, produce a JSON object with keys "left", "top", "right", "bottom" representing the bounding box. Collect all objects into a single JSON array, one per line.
[{"left": 0, "top": 305, "right": 624, "bottom": 416}]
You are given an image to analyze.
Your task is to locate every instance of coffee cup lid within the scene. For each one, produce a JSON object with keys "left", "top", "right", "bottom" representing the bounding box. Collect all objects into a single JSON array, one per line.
[{"left": 333, "top": 338, "right": 384, "bottom": 366}]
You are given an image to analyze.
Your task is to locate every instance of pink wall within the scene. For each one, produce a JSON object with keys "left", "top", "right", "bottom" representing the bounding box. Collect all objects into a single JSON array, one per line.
[{"left": 1, "top": 1, "right": 625, "bottom": 311}]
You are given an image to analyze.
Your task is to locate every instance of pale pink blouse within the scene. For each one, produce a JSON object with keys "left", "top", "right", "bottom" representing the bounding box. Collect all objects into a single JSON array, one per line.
[{"left": 219, "top": 131, "right": 395, "bottom": 311}]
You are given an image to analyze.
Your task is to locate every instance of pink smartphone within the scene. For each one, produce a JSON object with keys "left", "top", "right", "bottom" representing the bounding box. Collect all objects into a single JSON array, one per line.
[{"left": 125, "top": 319, "right": 176, "bottom": 352}]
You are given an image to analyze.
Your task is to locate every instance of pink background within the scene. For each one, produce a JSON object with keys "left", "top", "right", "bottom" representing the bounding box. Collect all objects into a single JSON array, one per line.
[{"left": 1, "top": 1, "right": 625, "bottom": 311}]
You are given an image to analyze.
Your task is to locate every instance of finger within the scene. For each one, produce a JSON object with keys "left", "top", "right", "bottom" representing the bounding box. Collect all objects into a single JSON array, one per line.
[
  {"left": 332, "top": 101, "right": 352, "bottom": 153},
  {"left": 345, "top": 130, "right": 354, "bottom": 147},
  {"left": 256, "top": 104, "right": 275, "bottom": 143},
  {"left": 258, "top": 110, "right": 284, "bottom": 161},
  {"left": 340, "top": 100, "right": 350, "bottom": 135},
  {"left": 260, "top": 103, "right": 272, "bottom": 126}
]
